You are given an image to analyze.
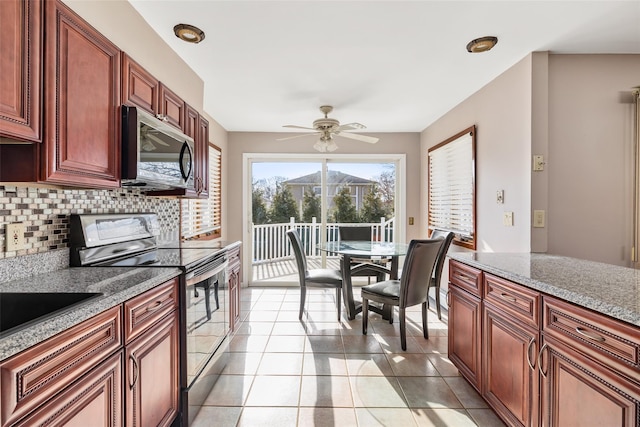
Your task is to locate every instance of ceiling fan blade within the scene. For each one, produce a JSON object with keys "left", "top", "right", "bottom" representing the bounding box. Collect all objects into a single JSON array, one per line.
[
  {"left": 336, "top": 132, "right": 379, "bottom": 144},
  {"left": 276, "top": 132, "right": 320, "bottom": 141},
  {"left": 283, "top": 125, "right": 317, "bottom": 131},
  {"left": 335, "top": 122, "right": 366, "bottom": 131}
]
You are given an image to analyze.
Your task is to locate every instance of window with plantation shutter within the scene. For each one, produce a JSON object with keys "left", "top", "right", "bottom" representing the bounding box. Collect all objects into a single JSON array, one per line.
[
  {"left": 428, "top": 125, "right": 476, "bottom": 249},
  {"left": 181, "top": 143, "right": 222, "bottom": 239}
]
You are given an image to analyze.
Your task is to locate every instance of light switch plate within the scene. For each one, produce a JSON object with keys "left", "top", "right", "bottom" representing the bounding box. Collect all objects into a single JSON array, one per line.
[
  {"left": 503, "top": 212, "right": 514, "bottom": 226},
  {"left": 496, "top": 190, "right": 504, "bottom": 204},
  {"left": 533, "top": 210, "right": 545, "bottom": 228},
  {"left": 533, "top": 155, "right": 545, "bottom": 171}
]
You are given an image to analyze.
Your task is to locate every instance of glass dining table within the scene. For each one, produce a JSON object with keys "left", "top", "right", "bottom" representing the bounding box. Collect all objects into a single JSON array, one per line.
[{"left": 317, "top": 240, "right": 409, "bottom": 320}]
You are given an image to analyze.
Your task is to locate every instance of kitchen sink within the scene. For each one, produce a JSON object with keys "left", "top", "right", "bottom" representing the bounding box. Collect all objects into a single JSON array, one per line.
[{"left": 0, "top": 292, "right": 102, "bottom": 336}]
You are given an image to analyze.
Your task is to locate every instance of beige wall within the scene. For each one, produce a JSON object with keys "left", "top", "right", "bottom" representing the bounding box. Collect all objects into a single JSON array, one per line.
[
  {"left": 227, "top": 132, "right": 421, "bottom": 244},
  {"left": 421, "top": 55, "right": 533, "bottom": 254},
  {"left": 546, "top": 54, "right": 639, "bottom": 265},
  {"left": 422, "top": 52, "right": 640, "bottom": 268}
]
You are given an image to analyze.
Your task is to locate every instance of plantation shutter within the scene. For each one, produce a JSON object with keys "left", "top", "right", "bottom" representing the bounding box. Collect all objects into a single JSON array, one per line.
[
  {"left": 428, "top": 126, "right": 475, "bottom": 248},
  {"left": 181, "top": 143, "right": 222, "bottom": 239}
]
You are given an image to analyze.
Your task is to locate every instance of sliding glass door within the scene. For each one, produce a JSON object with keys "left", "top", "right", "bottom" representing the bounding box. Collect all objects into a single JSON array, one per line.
[{"left": 245, "top": 154, "right": 404, "bottom": 286}]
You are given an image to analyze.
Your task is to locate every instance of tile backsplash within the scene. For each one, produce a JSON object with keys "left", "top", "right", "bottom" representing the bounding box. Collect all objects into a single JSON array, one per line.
[{"left": 0, "top": 185, "right": 179, "bottom": 259}]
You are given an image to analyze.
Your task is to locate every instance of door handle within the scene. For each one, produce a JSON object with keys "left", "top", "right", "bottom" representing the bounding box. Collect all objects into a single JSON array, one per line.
[
  {"left": 526, "top": 337, "right": 536, "bottom": 371},
  {"left": 537, "top": 343, "right": 548, "bottom": 378},
  {"left": 129, "top": 354, "right": 139, "bottom": 389}
]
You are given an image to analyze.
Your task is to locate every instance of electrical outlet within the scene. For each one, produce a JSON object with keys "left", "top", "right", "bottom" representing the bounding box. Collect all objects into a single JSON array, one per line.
[
  {"left": 496, "top": 190, "right": 504, "bottom": 204},
  {"left": 533, "top": 155, "right": 545, "bottom": 171},
  {"left": 408, "top": 217, "right": 414, "bottom": 225},
  {"left": 503, "top": 212, "right": 514, "bottom": 227},
  {"left": 6, "top": 223, "right": 25, "bottom": 252}
]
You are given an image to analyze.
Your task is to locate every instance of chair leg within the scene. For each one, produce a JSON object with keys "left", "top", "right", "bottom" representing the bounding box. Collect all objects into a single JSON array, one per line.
[
  {"left": 336, "top": 288, "right": 341, "bottom": 321},
  {"left": 435, "top": 285, "right": 442, "bottom": 320},
  {"left": 400, "top": 307, "right": 407, "bottom": 351},
  {"left": 299, "top": 286, "right": 306, "bottom": 320},
  {"left": 422, "top": 302, "right": 429, "bottom": 340},
  {"left": 362, "top": 297, "right": 369, "bottom": 335}
]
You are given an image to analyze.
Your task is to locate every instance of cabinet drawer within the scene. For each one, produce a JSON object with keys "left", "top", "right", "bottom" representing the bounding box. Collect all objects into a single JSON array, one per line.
[
  {"left": 543, "top": 296, "right": 640, "bottom": 382},
  {"left": 0, "top": 306, "right": 122, "bottom": 427},
  {"left": 449, "top": 260, "right": 483, "bottom": 297},
  {"left": 124, "top": 278, "right": 178, "bottom": 344},
  {"left": 484, "top": 273, "right": 540, "bottom": 328}
]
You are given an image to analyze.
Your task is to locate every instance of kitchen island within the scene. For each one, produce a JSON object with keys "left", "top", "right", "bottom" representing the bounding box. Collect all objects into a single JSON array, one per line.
[{"left": 447, "top": 252, "right": 639, "bottom": 427}]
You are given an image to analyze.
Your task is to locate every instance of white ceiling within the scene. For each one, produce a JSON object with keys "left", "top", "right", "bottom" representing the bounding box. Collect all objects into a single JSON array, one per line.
[{"left": 129, "top": 1, "right": 640, "bottom": 133}]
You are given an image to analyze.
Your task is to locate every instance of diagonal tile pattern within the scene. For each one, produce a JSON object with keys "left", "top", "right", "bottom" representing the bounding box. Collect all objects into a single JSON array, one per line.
[{"left": 192, "top": 287, "right": 506, "bottom": 427}]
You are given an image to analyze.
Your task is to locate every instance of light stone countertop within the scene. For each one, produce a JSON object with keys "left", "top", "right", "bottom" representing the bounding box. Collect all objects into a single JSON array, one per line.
[
  {"left": 448, "top": 252, "right": 640, "bottom": 327},
  {"left": 0, "top": 266, "right": 181, "bottom": 361}
]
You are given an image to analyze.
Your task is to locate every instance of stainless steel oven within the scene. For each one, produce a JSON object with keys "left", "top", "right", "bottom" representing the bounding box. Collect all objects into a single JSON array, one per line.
[{"left": 69, "top": 213, "right": 230, "bottom": 426}]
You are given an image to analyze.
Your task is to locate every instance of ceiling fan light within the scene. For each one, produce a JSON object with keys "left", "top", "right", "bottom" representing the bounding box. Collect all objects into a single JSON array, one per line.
[
  {"left": 174, "top": 24, "right": 205, "bottom": 44},
  {"left": 466, "top": 36, "right": 498, "bottom": 53},
  {"left": 313, "top": 140, "right": 328, "bottom": 152},
  {"left": 326, "top": 140, "right": 338, "bottom": 152}
]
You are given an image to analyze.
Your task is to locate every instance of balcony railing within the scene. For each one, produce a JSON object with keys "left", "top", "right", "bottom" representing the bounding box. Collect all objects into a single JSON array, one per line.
[{"left": 251, "top": 217, "right": 395, "bottom": 264}]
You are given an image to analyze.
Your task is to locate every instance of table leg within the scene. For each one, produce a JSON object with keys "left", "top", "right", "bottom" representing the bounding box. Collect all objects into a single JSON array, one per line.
[{"left": 341, "top": 255, "right": 359, "bottom": 320}]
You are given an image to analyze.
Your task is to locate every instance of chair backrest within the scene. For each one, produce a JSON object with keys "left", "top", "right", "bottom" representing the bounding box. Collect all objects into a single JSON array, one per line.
[
  {"left": 399, "top": 238, "right": 444, "bottom": 307},
  {"left": 430, "top": 229, "right": 455, "bottom": 281},
  {"left": 286, "top": 229, "right": 308, "bottom": 287},
  {"left": 339, "top": 226, "right": 372, "bottom": 241}
]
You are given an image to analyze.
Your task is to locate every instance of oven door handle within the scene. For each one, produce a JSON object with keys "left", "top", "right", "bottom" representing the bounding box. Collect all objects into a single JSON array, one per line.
[{"left": 185, "top": 261, "right": 227, "bottom": 287}]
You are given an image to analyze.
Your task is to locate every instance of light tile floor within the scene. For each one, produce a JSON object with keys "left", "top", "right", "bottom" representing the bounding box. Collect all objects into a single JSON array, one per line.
[{"left": 192, "top": 287, "right": 506, "bottom": 427}]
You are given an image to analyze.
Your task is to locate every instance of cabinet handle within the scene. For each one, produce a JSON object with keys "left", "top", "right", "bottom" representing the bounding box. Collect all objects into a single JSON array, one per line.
[
  {"left": 446, "top": 291, "right": 451, "bottom": 305},
  {"left": 526, "top": 337, "right": 536, "bottom": 371},
  {"left": 146, "top": 300, "right": 163, "bottom": 312},
  {"left": 575, "top": 327, "right": 606, "bottom": 342},
  {"left": 129, "top": 354, "right": 139, "bottom": 389},
  {"left": 537, "top": 343, "right": 548, "bottom": 378},
  {"left": 499, "top": 292, "right": 517, "bottom": 302}
]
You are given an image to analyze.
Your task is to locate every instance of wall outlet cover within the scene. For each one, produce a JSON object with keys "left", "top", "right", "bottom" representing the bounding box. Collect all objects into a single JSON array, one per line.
[
  {"left": 6, "top": 223, "right": 25, "bottom": 252},
  {"left": 503, "top": 212, "right": 514, "bottom": 227}
]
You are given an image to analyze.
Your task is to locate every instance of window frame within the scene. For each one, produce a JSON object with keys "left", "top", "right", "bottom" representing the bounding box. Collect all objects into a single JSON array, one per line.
[{"left": 427, "top": 125, "right": 477, "bottom": 250}]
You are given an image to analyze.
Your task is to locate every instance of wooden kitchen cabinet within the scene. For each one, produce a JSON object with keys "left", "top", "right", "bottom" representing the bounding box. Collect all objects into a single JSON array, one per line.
[
  {"left": 448, "top": 259, "right": 640, "bottom": 427},
  {"left": 540, "top": 296, "right": 640, "bottom": 427},
  {"left": 14, "top": 352, "right": 123, "bottom": 427},
  {"left": 0, "top": 306, "right": 122, "bottom": 427},
  {"left": 124, "top": 312, "right": 179, "bottom": 427},
  {"left": 124, "top": 278, "right": 180, "bottom": 427},
  {"left": 448, "top": 283, "right": 482, "bottom": 391},
  {"left": 227, "top": 244, "right": 242, "bottom": 332},
  {"left": 483, "top": 306, "right": 539, "bottom": 427},
  {"left": 0, "top": 0, "right": 42, "bottom": 142},
  {"left": 43, "top": 0, "right": 121, "bottom": 188},
  {"left": 158, "top": 83, "right": 185, "bottom": 131},
  {"left": 122, "top": 53, "right": 159, "bottom": 115},
  {"left": 482, "top": 273, "right": 541, "bottom": 427}
]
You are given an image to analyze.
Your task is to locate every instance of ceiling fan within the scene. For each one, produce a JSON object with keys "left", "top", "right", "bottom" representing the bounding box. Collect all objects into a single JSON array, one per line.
[{"left": 277, "top": 105, "right": 379, "bottom": 152}]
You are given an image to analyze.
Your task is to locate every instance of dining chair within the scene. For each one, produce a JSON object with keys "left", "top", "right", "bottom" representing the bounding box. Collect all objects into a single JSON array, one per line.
[
  {"left": 428, "top": 229, "right": 455, "bottom": 320},
  {"left": 361, "top": 238, "right": 444, "bottom": 350},
  {"left": 338, "top": 226, "right": 390, "bottom": 283},
  {"left": 286, "top": 229, "right": 344, "bottom": 320}
]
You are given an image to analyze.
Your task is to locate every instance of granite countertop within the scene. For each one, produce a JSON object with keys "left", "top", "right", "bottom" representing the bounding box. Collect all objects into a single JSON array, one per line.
[
  {"left": 0, "top": 266, "right": 181, "bottom": 361},
  {"left": 449, "top": 252, "right": 640, "bottom": 327}
]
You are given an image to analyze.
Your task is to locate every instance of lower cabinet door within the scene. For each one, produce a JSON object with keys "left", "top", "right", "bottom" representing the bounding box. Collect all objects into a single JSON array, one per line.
[
  {"left": 483, "top": 304, "right": 539, "bottom": 427},
  {"left": 448, "top": 285, "right": 482, "bottom": 391},
  {"left": 125, "top": 312, "right": 179, "bottom": 427},
  {"left": 15, "top": 352, "right": 123, "bottom": 427},
  {"left": 540, "top": 336, "right": 640, "bottom": 427}
]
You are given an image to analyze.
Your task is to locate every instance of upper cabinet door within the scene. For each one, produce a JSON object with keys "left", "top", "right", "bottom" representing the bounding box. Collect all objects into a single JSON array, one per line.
[
  {"left": 197, "top": 115, "right": 210, "bottom": 198},
  {"left": 122, "top": 53, "right": 158, "bottom": 115},
  {"left": 43, "top": 0, "right": 121, "bottom": 188},
  {"left": 158, "top": 83, "right": 185, "bottom": 131},
  {"left": 0, "top": 0, "right": 42, "bottom": 142}
]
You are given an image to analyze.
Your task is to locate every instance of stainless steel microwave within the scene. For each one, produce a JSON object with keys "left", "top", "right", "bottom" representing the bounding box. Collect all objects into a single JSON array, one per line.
[{"left": 121, "top": 105, "right": 195, "bottom": 191}]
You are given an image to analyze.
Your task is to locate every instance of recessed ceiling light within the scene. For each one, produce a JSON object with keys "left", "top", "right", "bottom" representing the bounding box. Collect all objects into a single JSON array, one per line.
[
  {"left": 173, "top": 24, "right": 205, "bottom": 44},
  {"left": 466, "top": 36, "right": 498, "bottom": 53}
]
